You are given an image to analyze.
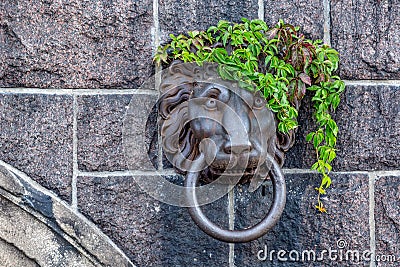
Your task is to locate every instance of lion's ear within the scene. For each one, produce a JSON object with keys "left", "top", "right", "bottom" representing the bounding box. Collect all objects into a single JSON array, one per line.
[
  {"left": 273, "top": 130, "right": 296, "bottom": 167},
  {"left": 277, "top": 130, "right": 296, "bottom": 152}
]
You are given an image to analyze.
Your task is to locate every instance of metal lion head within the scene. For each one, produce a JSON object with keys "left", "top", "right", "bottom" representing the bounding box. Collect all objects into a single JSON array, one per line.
[{"left": 157, "top": 61, "right": 295, "bottom": 243}]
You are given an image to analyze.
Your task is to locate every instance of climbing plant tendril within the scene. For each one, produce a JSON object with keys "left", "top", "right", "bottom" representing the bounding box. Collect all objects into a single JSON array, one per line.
[{"left": 154, "top": 18, "right": 345, "bottom": 213}]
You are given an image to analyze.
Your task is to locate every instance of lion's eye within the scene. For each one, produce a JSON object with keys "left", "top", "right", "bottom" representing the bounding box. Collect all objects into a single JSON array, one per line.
[
  {"left": 204, "top": 98, "right": 217, "bottom": 110},
  {"left": 253, "top": 97, "right": 265, "bottom": 109}
]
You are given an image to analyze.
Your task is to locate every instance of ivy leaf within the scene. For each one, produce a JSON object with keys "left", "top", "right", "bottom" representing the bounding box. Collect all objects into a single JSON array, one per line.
[
  {"left": 267, "top": 28, "right": 278, "bottom": 40},
  {"left": 315, "top": 203, "right": 327, "bottom": 213},
  {"left": 315, "top": 186, "right": 326, "bottom": 195},
  {"left": 327, "top": 119, "right": 338, "bottom": 136},
  {"left": 296, "top": 81, "right": 306, "bottom": 98},
  {"left": 222, "top": 32, "right": 230, "bottom": 46},
  {"left": 217, "top": 65, "right": 235, "bottom": 80},
  {"left": 306, "top": 132, "right": 315, "bottom": 142},
  {"left": 217, "top": 20, "right": 230, "bottom": 30},
  {"left": 311, "top": 161, "right": 319, "bottom": 170},
  {"left": 321, "top": 175, "right": 332, "bottom": 188},
  {"left": 299, "top": 73, "right": 312, "bottom": 86},
  {"left": 332, "top": 94, "right": 340, "bottom": 109},
  {"left": 313, "top": 131, "right": 324, "bottom": 148},
  {"left": 328, "top": 150, "right": 336, "bottom": 162}
]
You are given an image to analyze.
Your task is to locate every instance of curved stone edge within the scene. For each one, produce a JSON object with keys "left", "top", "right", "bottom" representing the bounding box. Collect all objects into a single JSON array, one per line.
[
  {"left": 0, "top": 160, "right": 135, "bottom": 267},
  {"left": 0, "top": 238, "right": 39, "bottom": 267}
]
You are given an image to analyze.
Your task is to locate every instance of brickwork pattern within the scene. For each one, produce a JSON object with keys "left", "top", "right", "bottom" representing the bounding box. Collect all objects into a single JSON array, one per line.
[{"left": 1, "top": 0, "right": 399, "bottom": 266}]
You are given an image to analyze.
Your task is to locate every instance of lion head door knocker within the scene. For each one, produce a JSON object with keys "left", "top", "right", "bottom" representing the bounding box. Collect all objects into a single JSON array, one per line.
[{"left": 158, "top": 62, "right": 295, "bottom": 243}]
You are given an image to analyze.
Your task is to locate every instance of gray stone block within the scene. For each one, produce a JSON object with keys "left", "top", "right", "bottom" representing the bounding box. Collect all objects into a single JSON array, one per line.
[
  {"left": 77, "top": 175, "right": 230, "bottom": 266},
  {"left": 0, "top": 0, "right": 153, "bottom": 88},
  {"left": 375, "top": 175, "right": 400, "bottom": 267},
  {"left": 284, "top": 85, "right": 400, "bottom": 171},
  {"left": 234, "top": 173, "right": 370, "bottom": 266},
  {"left": 331, "top": 0, "right": 400, "bottom": 79},
  {"left": 159, "top": 0, "right": 258, "bottom": 42},
  {"left": 0, "top": 94, "right": 73, "bottom": 202},
  {"left": 264, "top": 0, "right": 324, "bottom": 39},
  {"left": 77, "top": 94, "right": 158, "bottom": 172}
]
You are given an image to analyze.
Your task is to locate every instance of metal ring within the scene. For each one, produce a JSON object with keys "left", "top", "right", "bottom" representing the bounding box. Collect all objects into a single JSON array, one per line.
[{"left": 184, "top": 157, "right": 286, "bottom": 243}]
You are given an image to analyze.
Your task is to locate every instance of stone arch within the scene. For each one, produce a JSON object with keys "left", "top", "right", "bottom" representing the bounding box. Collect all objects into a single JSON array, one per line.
[{"left": 0, "top": 161, "right": 135, "bottom": 267}]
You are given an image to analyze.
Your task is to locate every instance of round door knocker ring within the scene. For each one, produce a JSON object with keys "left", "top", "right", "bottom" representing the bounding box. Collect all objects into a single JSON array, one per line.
[{"left": 184, "top": 157, "right": 286, "bottom": 243}]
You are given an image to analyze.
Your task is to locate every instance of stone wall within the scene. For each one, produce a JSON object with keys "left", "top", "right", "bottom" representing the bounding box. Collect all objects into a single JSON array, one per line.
[{"left": 0, "top": 0, "right": 399, "bottom": 266}]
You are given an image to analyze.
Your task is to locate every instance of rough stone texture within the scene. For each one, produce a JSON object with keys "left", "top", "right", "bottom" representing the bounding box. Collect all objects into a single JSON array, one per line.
[
  {"left": 264, "top": 0, "right": 324, "bottom": 39},
  {"left": 233, "top": 182, "right": 273, "bottom": 232},
  {"left": 284, "top": 85, "right": 400, "bottom": 171},
  {"left": 0, "top": 0, "right": 153, "bottom": 88},
  {"left": 0, "top": 238, "right": 38, "bottom": 267},
  {"left": 375, "top": 175, "right": 400, "bottom": 267},
  {"left": 77, "top": 175, "right": 230, "bottom": 266},
  {"left": 0, "top": 94, "right": 72, "bottom": 202},
  {"left": 331, "top": 0, "right": 400, "bottom": 79},
  {"left": 0, "top": 197, "right": 97, "bottom": 266},
  {"left": 234, "top": 173, "right": 370, "bottom": 266},
  {"left": 282, "top": 90, "right": 316, "bottom": 170},
  {"left": 77, "top": 94, "right": 158, "bottom": 172},
  {"left": 0, "top": 0, "right": 399, "bottom": 266},
  {"left": 159, "top": 0, "right": 258, "bottom": 42},
  {"left": 0, "top": 163, "right": 134, "bottom": 267}
]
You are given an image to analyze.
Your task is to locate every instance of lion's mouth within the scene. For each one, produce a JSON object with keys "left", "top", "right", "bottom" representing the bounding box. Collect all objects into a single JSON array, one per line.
[
  {"left": 208, "top": 167, "right": 257, "bottom": 176},
  {"left": 208, "top": 157, "right": 266, "bottom": 174},
  {"left": 201, "top": 159, "right": 270, "bottom": 184}
]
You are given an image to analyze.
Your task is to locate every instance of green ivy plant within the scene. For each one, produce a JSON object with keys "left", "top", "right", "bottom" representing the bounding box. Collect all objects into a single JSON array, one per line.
[{"left": 154, "top": 18, "right": 345, "bottom": 213}]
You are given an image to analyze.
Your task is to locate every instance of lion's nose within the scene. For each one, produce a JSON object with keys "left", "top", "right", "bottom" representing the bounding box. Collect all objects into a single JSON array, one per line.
[{"left": 223, "top": 141, "right": 253, "bottom": 155}]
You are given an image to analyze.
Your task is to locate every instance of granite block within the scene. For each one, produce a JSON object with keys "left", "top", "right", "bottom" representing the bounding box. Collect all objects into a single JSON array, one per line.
[
  {"left": 0, "top": 0, "right": 153, "bottom": 88},
  {"left": 159, "top": 0, "right": 258, "bottom": 42},
  {"left": 0, "top": 93, "right": 73, "bottom": 202},
  {"left": 264, "top": 0, "right": 324, "bottom": 39},
  {"left": 77, "top": 175, "right": 230, "bottom": 266},
  {"left": 331, "top": 0, "right": 400, "bottom": 79},
  {"left": 375, "top": 175, "right": 400, "bottom": 267},
  {"left": 77, "top": 94, "right": 158, "bottom": 172},
  {"left": 234, "top": 173, "right": 370, "bottom": 266},
  {"left": 284, "top": 85, "right": 400, "bottom": 171}
]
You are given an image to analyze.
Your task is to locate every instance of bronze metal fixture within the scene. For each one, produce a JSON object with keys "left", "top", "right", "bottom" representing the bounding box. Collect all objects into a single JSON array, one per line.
[{"left": 158, "top": 62, "right": 294, "bottom": 243}]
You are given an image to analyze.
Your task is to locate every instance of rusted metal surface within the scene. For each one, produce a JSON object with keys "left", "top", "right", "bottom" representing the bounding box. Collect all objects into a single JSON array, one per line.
[
  {"left": 185, "top": 154, "right": 286, "bottom": 243},
  {"left": 158, "top": 62, "right": 291, "bottom": 242}
]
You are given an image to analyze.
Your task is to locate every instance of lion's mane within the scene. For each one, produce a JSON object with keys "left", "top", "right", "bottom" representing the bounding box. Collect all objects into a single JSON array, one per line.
[{"left": 158, "top": 61, "right": 295, "bottom": 175}]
